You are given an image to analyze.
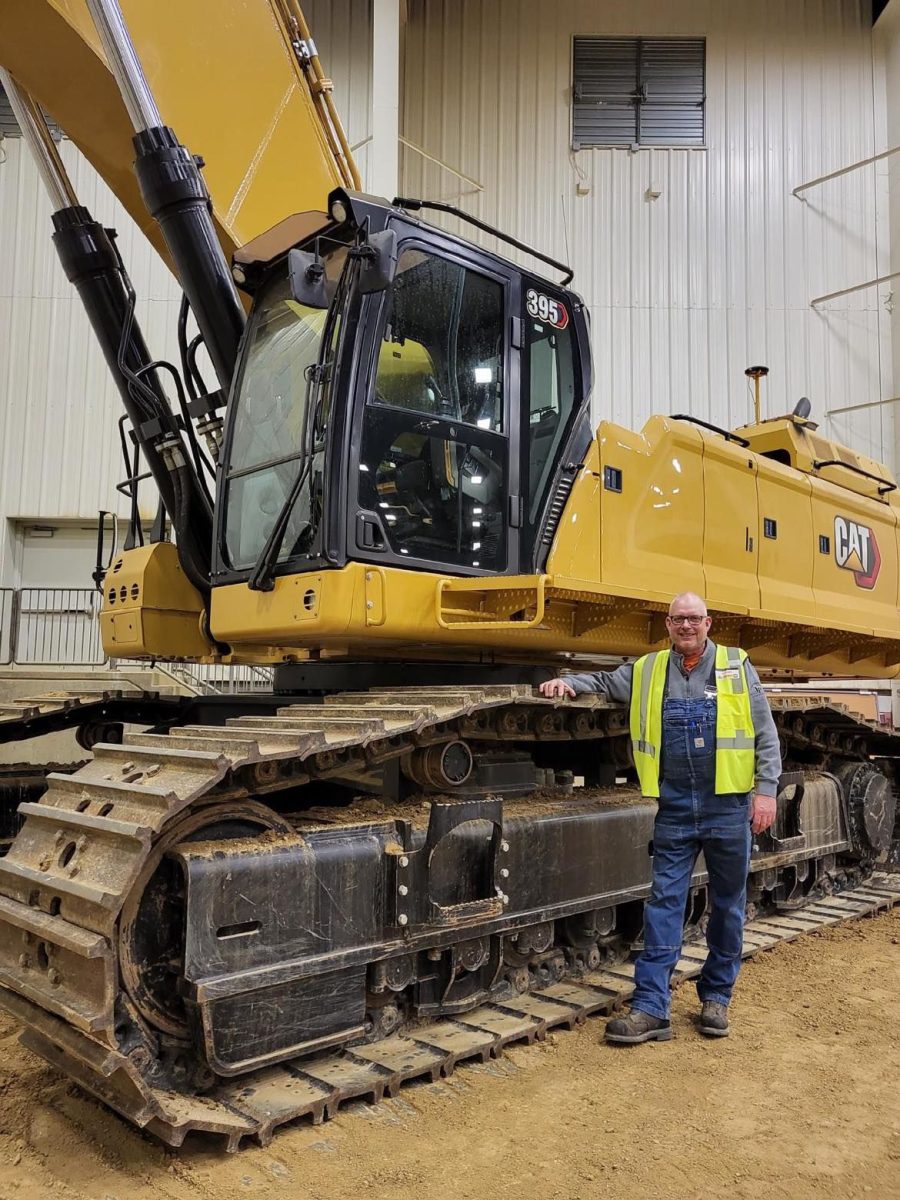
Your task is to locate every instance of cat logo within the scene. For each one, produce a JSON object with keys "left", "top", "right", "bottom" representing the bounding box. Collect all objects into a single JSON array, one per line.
[{"left": 833, "top": 516, "right": 880, "bottom": 589}]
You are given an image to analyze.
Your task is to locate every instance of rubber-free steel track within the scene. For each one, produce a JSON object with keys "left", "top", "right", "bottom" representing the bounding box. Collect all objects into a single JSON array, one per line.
[{"left": 0, "top": 684, "right": 895, "bottom": 1150}]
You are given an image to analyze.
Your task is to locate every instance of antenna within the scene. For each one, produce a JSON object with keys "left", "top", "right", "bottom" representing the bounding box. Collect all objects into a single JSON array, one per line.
[{"left": 744, "top": 365, "right": 769, "bottom": 425}]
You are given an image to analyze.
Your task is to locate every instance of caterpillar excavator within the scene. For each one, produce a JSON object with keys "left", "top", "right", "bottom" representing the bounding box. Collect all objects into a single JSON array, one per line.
[{"left": 0, "top": 0, "right": 898, "bottom": 1150}]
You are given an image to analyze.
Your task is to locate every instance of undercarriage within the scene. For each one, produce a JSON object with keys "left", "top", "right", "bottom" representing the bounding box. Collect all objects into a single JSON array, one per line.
[{"left": 0, "top": 684, "right": 897, "bottom": 1149}]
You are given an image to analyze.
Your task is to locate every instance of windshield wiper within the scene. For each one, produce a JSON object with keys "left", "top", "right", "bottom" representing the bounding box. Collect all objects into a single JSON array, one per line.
[
  {"left": 246, "top": 242, "right": 354, "bottom": 592},
  {"left": 247, "top": 360, "right": 323, "bottom": 591}
]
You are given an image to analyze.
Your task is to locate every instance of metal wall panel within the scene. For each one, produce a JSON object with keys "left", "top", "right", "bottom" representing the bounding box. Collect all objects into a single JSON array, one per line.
[
  {"left": 401, "top": 0, "right": 894, "bottom": 468},
  {"left": 0, "top": 137, "right": 185, "bottom": 534}
]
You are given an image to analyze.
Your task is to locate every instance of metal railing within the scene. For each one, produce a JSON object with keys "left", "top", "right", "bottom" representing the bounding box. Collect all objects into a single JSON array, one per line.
[
  {"left": 138, "top": 660, "right": 275, "bottom": 695},
  {"left": 0, "top": 587, "right": 274, "bottom": 694},
  {"left": 0, "top": 589, "right": 14, "bottom": 665},
  {"left": 2, "top": 587, "right": 104, "bottom": 666}
]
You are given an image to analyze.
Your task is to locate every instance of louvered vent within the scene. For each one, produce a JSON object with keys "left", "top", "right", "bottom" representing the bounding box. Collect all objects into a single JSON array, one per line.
[
  {"left": 540, "top": 473, "right": 577, "bottom": 547},
  {"left": 572, "top": 37, "right": 705, "bottom": 148}
]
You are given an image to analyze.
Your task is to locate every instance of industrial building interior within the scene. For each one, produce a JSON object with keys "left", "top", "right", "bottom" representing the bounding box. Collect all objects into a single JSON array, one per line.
[{"left": 0, "top": 2, "right": 899, "bottom": 1196}]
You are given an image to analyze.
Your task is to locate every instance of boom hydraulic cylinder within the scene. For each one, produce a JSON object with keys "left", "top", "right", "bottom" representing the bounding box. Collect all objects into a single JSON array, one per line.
[
  {"left": 0, "top": 70, "right": 213, "bottom": 593},
  {"left": 84, "top": 0, "right": 246, "bottom": 392}
]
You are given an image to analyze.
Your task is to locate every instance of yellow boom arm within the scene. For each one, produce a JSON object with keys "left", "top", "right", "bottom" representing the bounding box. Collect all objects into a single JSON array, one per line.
[{"left": 0, "top": 0, "right": 357, "bottom": 269}]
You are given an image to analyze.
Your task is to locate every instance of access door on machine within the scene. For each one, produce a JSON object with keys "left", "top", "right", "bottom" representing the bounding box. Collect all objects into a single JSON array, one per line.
[{"left": 352, "top": 233, "right": 523, "bottom": 575}]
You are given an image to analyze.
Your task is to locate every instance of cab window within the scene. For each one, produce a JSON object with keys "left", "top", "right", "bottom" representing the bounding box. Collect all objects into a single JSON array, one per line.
[
  {"left": 524, "top": 288, "right": 577, "bottom": 524},
  {"left": 372, "top": 249, "right": 504, "bottom": 431},
  {"left": 357, "top": 247, "right": 509, "bottom": 571}
]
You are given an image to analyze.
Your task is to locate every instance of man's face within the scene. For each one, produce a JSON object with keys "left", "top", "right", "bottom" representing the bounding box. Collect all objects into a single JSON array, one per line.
[{"left": 665, "top": 601, "right": 711, "bottom": 655}]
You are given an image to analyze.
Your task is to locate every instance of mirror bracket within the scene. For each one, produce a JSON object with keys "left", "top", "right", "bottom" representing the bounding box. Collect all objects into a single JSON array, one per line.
[{"left": 288, "top": 248, "right": 329, "bottom": 308}]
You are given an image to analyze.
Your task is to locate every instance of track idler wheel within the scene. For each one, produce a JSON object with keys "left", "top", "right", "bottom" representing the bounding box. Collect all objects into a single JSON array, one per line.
[
  {"left": 402, "top": 740, "right": 473, "bottom": 790},
  {"left": 76, "top": 720, "right": 123, "bottom": 751},
  {"left": 119, "top": 801, "right": 294, "bottom": 1041},
  {"left": 834, "top": 761, "right": 896, "bottom": 861}
]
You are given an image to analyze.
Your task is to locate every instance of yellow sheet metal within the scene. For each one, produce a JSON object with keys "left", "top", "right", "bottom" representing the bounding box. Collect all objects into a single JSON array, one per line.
[{"left": 0, "top": 0, "right": 350, "bottom": 270}]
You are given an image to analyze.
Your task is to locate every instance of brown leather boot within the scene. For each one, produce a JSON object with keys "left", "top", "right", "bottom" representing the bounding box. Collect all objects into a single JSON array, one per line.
[
  {"left": 698, "top": 1000, "right": 730, "bottom": 1037},
  {"left": 605, "top": 1009, "right": 673, "bottom": 1044}
]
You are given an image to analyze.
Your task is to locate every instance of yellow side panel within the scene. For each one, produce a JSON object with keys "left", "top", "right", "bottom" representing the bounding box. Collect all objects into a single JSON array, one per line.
[
  {"left": 597, "top": 416, "right": 705, "bottom": 604},
  {"left": 212, "top": 568, "right": 359, "bottom": 644},
  {"left": 699, "top": 435, "right": 759, "bottom": 611},
  {"left": 100, "top": 542, "right": 212, "bottom": 659},
  {"left": 754, "top": 458, "right": 815, "bottom": 624},
  {"left": 810, "top": 477, "right": 900, "bottom": 639},
  {"left": 0, "top": 1, "right": 344, "bottom": 270}
]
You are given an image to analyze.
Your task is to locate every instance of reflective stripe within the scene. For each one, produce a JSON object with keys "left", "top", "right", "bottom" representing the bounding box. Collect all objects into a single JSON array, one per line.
[
  {"left": 724, "top": 645, "right": 744, "bottom": 693},
  {"left": 638, "top": 651, "right": 659, "bottom": 751},
  {"left": 634, "top": 739, "right": 657, "bottom": 757},
  {"left": 718, "top": 731, "right": 755, "bottom": 750}
]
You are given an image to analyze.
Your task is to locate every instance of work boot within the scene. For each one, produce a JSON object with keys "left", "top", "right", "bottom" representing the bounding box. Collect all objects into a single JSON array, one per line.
[
  {"left": 605, "top": 1009, "right": 673, "bottom": 1044},
  {"left": 698, "top": 1000, "right": 730, "bottom": 1038}
]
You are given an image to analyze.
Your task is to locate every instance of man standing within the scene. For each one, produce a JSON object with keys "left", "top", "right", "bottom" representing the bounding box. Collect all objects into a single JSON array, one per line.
[{"left": 539, "top": 592, "right": 781, "bottom": 1042}]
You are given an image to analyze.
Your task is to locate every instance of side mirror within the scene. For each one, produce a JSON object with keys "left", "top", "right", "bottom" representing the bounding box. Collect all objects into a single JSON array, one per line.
[
  {"left": 288, "top": 248, "right": 329, "bottom": 309},
  {"left": 92, "top": 510, "right": 118, "bottom": 593},
  {"left": 358, "top": 229, "right": 398, "bottom": 295}
]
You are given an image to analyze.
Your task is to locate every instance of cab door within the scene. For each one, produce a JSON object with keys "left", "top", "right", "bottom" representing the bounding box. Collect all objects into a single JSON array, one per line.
[{"left": 351, "top": 228, "right": 522, "bottom": 575}]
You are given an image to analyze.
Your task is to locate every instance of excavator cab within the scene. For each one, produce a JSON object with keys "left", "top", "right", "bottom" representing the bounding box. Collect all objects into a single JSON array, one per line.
[{"left": 214, "top": 191, "right": 594, "bottom": 594}]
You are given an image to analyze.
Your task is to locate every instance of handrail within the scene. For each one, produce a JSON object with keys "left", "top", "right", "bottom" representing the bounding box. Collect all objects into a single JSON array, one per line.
[
  {"left": 792, "top": 146, "right": 900, "bottom": 198},
  {"left": 811, "top": 458, "right": 897, "bottom": 496},
  {"left": 669, "top": 414, "right": 750, "bottom": 448},
  {"left": 436, "top": 576, "right": 549, "bottom": 631}
]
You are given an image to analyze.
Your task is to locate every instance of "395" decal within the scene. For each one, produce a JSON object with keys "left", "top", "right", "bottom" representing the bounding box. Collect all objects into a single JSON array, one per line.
[{"left": 526, "top": 288, "right": 569, "bottom": 330}]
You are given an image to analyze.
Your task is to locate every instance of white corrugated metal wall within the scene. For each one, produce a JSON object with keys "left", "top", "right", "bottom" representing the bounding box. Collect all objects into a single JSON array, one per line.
[
  {"left": 0, "top": 0, "right": 894, "bottom": 585},
  {"left": 875, "top": 0, "right": 900, "bottom": 477},
  {"left": 401, "top": 0, "right": 893, "bottom": 460}
]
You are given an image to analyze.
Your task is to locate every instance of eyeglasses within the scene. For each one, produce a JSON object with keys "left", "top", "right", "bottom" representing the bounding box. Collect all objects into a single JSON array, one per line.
[{"left": 667, "top": 615, "right": 706, "bottom": 626}]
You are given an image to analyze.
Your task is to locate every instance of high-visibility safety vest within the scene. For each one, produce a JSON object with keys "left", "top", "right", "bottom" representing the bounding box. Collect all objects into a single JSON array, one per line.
[{"left": 629, "top": 644, "right": 756, "bottom": 798}]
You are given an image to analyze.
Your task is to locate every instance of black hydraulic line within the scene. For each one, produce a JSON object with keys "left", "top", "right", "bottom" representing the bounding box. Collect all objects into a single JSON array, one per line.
[
  {"left": 393, "top": 196, "right": 575, "bottom": 285},
  {"left": 51, "top": 204, "right": 212, "bottom": 593},
  {"left": 135, "top": 359, "right": 215, "bottom": 504},
  {"left": 132, "top": 126, "right": 245, "bottom": 391},
  {"left": 177, "top": 298, "right": 212, "bottom": 402},
  {"left": 177, "top": 295, "right": 198, "bottom": 401},
  {"left": 149, "top": 499, "right": 167, "bottom": 544},
  {"left": 186, "top": 335, "right": 210, "bottom": 397},
  {"left": 116, "top": 414, "right": 143, "bottom": 548}
]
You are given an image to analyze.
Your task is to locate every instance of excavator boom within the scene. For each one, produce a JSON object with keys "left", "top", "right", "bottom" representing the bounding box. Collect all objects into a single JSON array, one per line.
[{"left": 0, "top": 0, "right": 355, "bottom": 271}]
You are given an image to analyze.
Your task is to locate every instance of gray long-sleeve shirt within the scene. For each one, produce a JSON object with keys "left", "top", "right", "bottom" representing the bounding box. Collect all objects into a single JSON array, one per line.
[{"left": 565, "top": 639, "right": 782, "bottom": 797}]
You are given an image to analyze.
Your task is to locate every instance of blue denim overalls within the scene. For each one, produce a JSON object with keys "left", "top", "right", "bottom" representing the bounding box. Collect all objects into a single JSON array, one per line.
[{"left": 631, "top": 682, "right": 753, "bottom": 1020}]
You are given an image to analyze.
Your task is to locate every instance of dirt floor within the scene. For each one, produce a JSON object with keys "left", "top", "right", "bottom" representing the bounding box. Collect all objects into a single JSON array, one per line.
[{"left": 0, "top": 909, "right": 898, "bottom": 1200}]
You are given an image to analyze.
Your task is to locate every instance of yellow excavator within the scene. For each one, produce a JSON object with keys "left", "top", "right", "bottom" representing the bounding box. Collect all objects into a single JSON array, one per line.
[{"left": 0, "top": 0, "right": 897, "bottom": 1150}]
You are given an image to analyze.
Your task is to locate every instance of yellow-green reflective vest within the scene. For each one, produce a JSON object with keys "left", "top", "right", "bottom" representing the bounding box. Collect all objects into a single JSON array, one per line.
[{"left": 629, "top": 644, "right": 756, "bottom": 798}]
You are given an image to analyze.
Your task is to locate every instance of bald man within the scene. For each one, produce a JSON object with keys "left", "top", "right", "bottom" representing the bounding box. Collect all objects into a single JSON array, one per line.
[{"left": 540, "top": 592, "right": 781, "bottom": 1042}]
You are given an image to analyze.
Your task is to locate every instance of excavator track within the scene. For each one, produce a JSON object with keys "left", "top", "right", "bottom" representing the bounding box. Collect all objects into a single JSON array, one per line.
[
  {"left": 0, "top": 684, "right": 896, "bottom": 1150},
  {"left": 0, "top": 688, "right": 189, "bottom": 746}
]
